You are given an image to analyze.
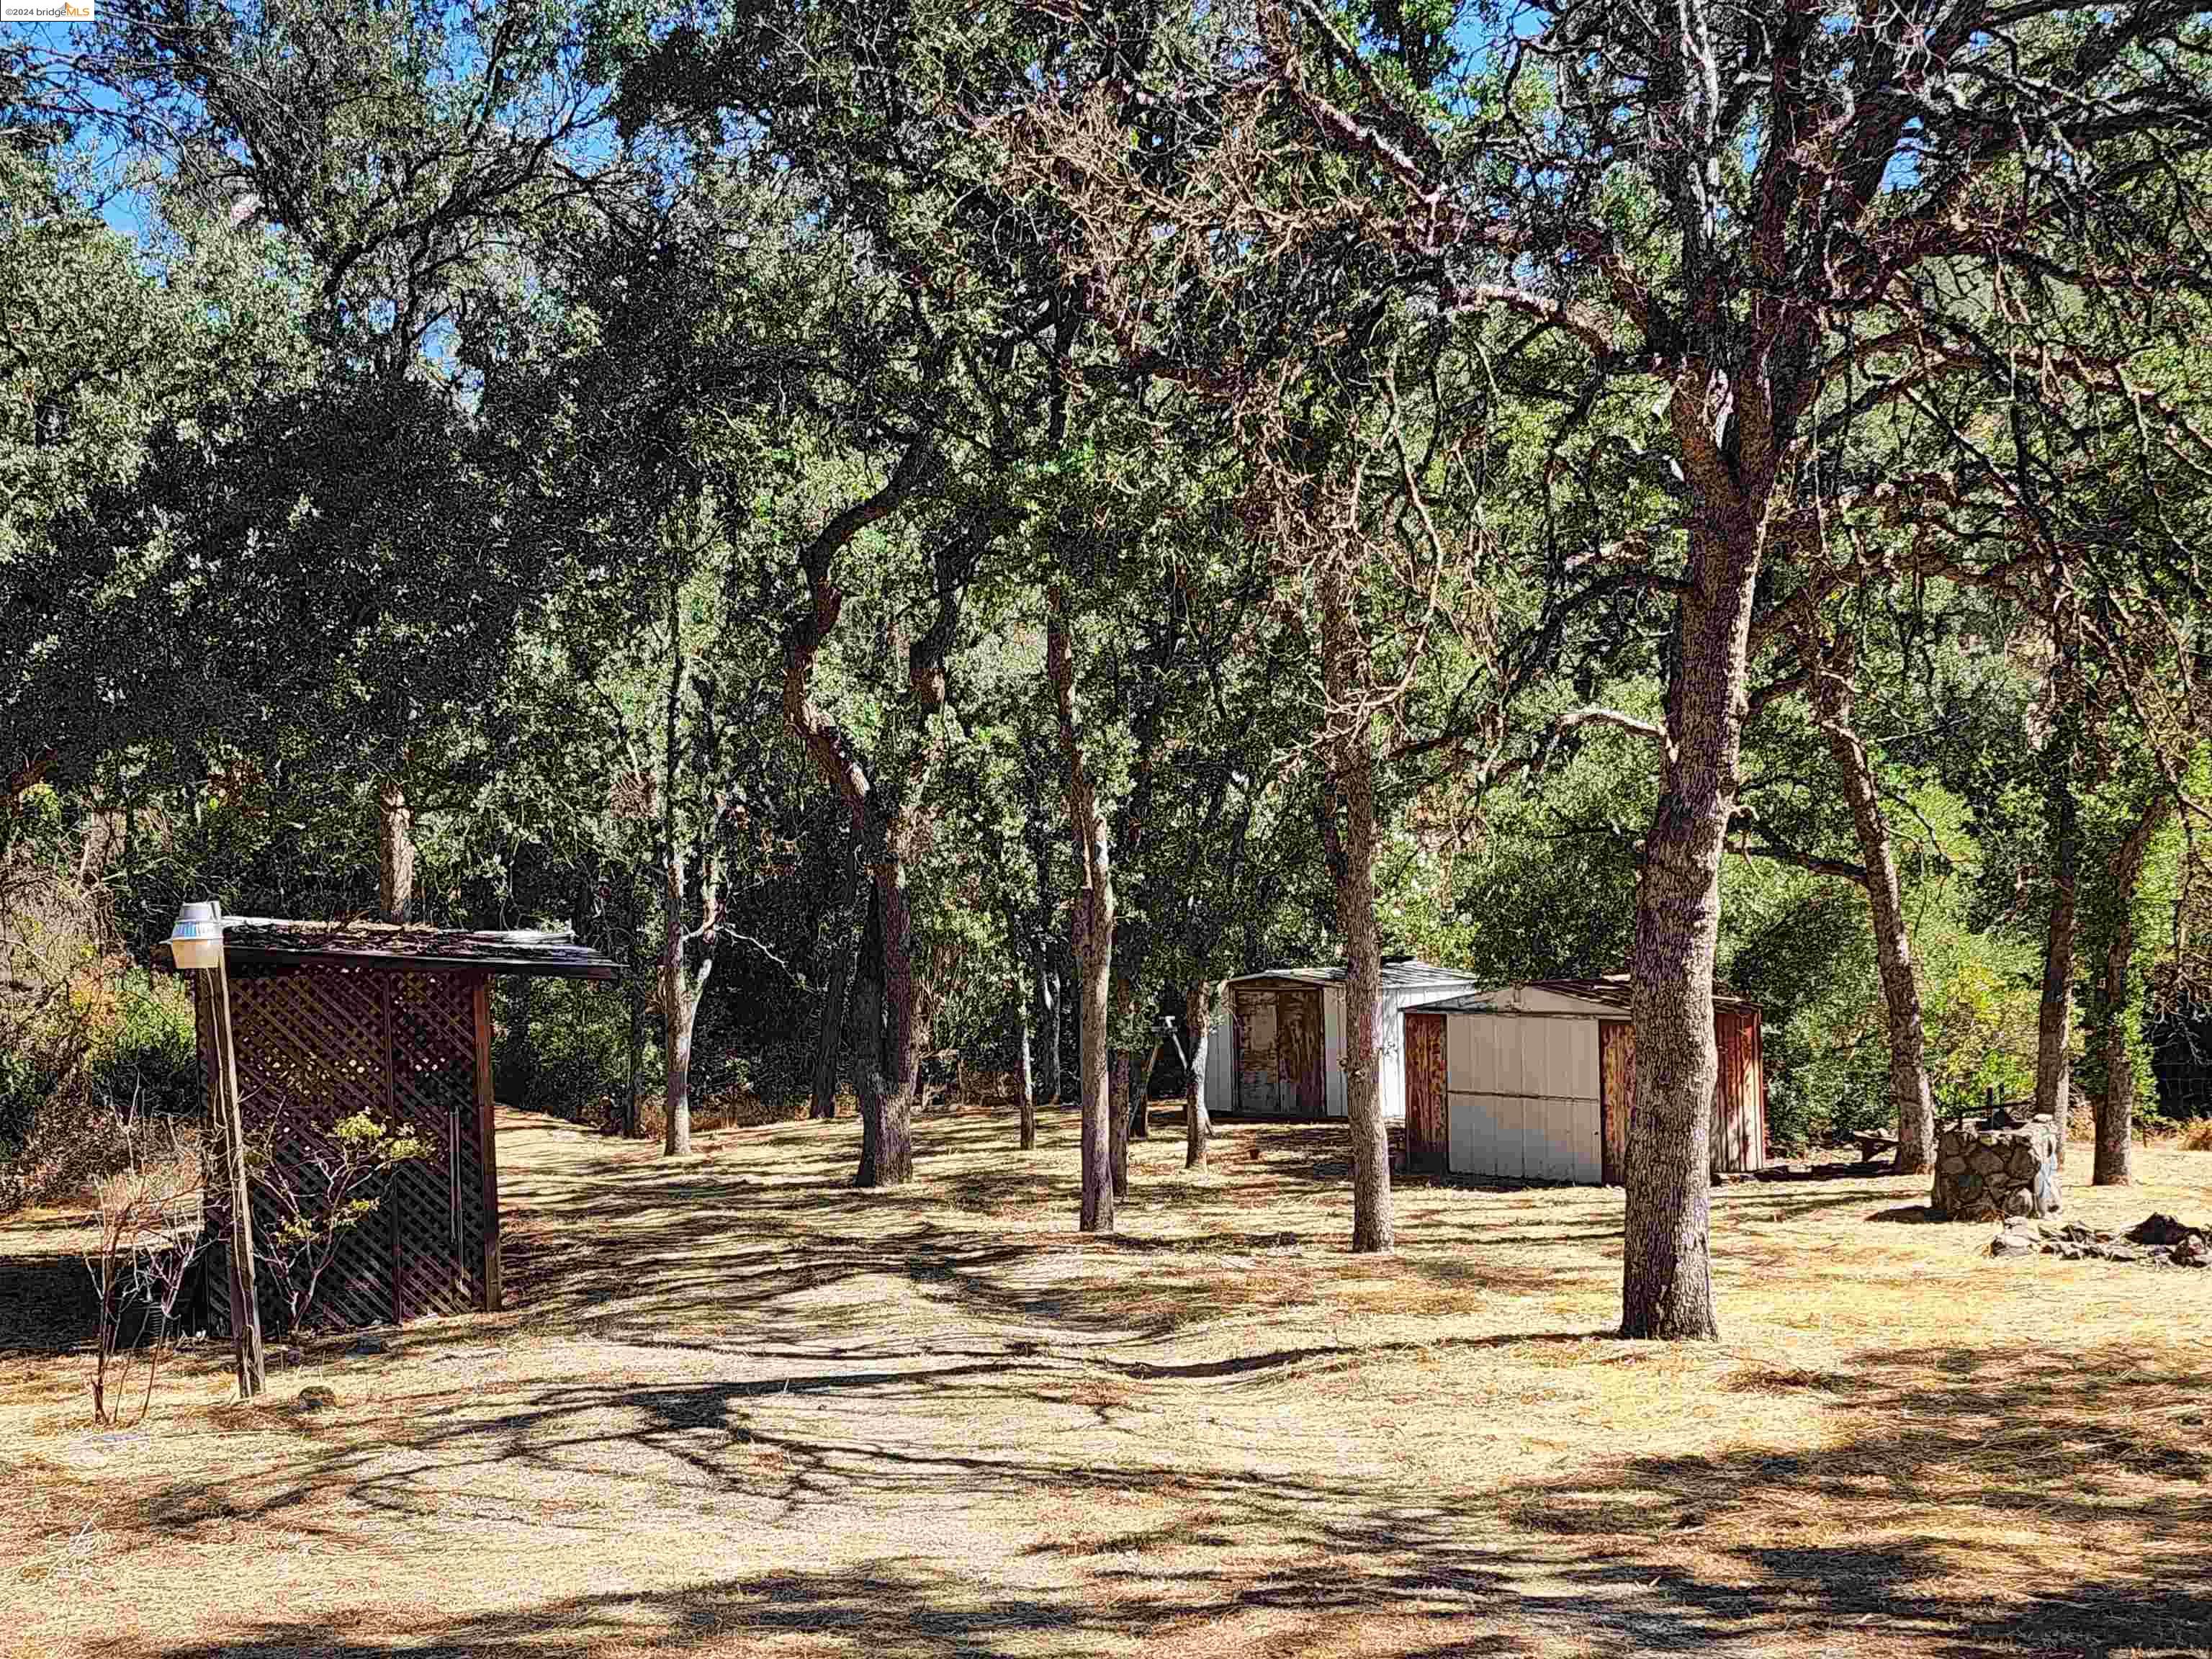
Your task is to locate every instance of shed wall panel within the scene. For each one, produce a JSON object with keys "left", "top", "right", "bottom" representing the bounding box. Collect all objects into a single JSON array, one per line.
[
  {"left": 199, "top": 961, "right": 493, "bottom": 1336},
  {"left": 1447, "top": 1090, "right": 1478, "bottom": 1172},
  {"left": 1447, "top": 1011, "right": 1478, "bottom": 1094},
  {"left": 1573, "top": 1092, "right": 1604, "bottom": 1183},
  {"left": 1403, "top": 1011, "right": 1448, "bottom": 1172},
  {"left": 1714, "top": 1007, "right": 1764, "bottom": 1172},
  {"left": 1376, "top": 1010, "right": 1402, "bottom": 1126},
  {"left": 1324, "top": 986, "right": 1346, "bottom": 1118},
  {"left": 1205, "top": 1001, "right": 1234, "bottom": 1115},
  {"left": 1441, "top": 1010, "right": 1605, "bottom": 1184},
  {"left": 1233, "top": 990, "right": 1279, "bottom": 1113},
  {"left": 1600, "top": 1020, "right": 1635, "bottom": 1185}
]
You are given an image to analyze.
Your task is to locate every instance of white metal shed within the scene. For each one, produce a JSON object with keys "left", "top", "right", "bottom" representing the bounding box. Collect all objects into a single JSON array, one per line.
[
  {"left": 1413, "top": 980, "right": 1767, "bottom": 1184},
  {"left": 1201, "top": 959, "right": 1484, "bottom": 1124}
]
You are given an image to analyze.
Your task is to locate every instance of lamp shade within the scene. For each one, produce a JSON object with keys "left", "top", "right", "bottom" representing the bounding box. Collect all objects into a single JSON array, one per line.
[{"left": 169, "top": 902, "right": 225, "bottom": 971}]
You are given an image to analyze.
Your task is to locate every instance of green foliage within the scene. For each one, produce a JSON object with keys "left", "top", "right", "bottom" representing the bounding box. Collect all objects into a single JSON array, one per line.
[
  {"left": 492, "top": 976, "right": 647, "bottom": 1128},
  {"left": 90, "top": 971, "right": 199, "bottom": 1120},
  {"left": 15, "top": 0, "right": 2212, "bottom": 1197},
  {"left": 1, "top": 805, "right": 199, "bottom": 1201}
]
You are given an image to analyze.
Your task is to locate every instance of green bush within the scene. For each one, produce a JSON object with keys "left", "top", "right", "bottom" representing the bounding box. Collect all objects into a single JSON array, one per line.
[
  {"left": 91, "top": 970, "right": 201, "bottom": 1120},
  {"left": 492, "top": 976, "right": 649, "bottom": 1127}
]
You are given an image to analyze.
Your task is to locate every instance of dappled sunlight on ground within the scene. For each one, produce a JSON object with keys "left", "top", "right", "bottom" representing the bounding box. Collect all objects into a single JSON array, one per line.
[{"left": 2, "top": 1103, "right": 2208, "bottom": 1657}]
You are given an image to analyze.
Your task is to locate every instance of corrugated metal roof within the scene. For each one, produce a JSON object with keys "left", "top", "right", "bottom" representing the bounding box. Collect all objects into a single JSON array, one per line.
[
  {"left": 1227, "top": 958, "right": 1484, "bottom": 990},
  {"left": 1427, "top": 975, "right": 1755, "bottom": 1015}
]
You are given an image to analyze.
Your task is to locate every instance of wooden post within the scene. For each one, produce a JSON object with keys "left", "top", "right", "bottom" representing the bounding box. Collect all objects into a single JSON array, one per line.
[
  {"left": 207, "top": 912, "right": 265, "bottom": 1400},
  {"left": 475, "top": 976, "right": 502, "bottom": 1311}
]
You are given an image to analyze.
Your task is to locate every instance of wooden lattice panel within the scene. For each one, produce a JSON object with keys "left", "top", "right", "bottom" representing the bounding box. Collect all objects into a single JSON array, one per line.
[
  {"left": 199, "top": 963, "right": 493, "bottom": 1335},
  {"left": 388, "top": 969, "right": 482, "bottom": 1321}
]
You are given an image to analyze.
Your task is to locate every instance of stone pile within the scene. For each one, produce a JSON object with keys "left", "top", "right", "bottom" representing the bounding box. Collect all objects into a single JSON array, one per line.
[
  {"left": 1932, "top": 1112, "right": 2060, "bottom": 1221},
  {"left": 1991, "top": 1213, "right": 2211, "bottom": 1267}
]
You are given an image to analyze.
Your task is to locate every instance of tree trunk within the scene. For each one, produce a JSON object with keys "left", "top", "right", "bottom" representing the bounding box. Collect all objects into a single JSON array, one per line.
[
  {"left": 2093, "top": 789, "right": 2174, "bottom": 1186},
  {"left": 1037, "top": 962, "right": 1062, "bottom": 1104},
  {"left": 1109, "top": 1048, "right": 1133, "bottom": 1199},
  {"left": 1047, "top": 583, "right": 1118, "bottom": 1233},
  {"left": 1184, "top": 980, "right": 1215, "bottom": 1169},
  {"left": 849, "top": 878, "right": 922, "bottom": 1187},
  {"left": 1803, "top": 627, "right": 1936, "bottom": 1173},
  {"left": 1071, "top": 922, "right": 1114, "bottom": 1230},
  {"left": 624, "top": 870, "right": 644, "bottom": 1138},
  {"left": 1622, "top": 503, "right": 1761, "bottom": 1343},
  {"left": 1130, "top": 1039, "right": 1158, "bottom": 1140},
  {"left": 377, "top": 780, "right": 415, "bottom": 924},
  {"left": 1315, "top": 558, "right": 1392, "bottom": 1254},
  {"left": 660, "top": 857, "right": 693, "bottom": 1158},
  {"left": 1014, "top": 963, "right": 1038, "bottom": 1151},
  {"left": 852, "top": 889, "right": 887, "bottom": 1177},
  {"left": 662, "top": 992, "right": 694, "bottom": 1156},
  {"left": 2035, "top": 763, "right": 2080, "bottom": 1166},
  {"left": 809, "top": 956, "right": 852, "bottom": 1121},
  {"left": 776, "top": 439, "right": 940, "bottom": 1187}
]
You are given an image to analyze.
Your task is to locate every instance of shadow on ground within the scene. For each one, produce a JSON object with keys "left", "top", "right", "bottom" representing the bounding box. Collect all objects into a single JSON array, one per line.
[{"left": 11, "top": 1102, "right": 2211, "bottom": 1658}]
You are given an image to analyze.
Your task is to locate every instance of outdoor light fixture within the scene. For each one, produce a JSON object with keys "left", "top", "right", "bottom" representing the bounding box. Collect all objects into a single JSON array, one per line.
[
  {"left": 168, "top": 900, "right": 226, "bottom": 971},
  {"left": 170, "top": 898, "right": 265, "bottom": 1401}
]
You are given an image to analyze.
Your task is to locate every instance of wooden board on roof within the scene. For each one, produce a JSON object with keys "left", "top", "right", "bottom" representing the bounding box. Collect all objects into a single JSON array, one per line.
[{"left": 157, "top": 916, "right": 620, "bottom": 981}]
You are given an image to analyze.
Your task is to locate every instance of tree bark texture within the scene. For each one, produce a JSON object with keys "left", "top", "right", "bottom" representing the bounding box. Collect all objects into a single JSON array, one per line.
[
  {"left": 660, "top": 850, "right": 708, "bottom": 1158},
  {"left": 624, "top": 871, "right": 644, "bottom": 1138},
  {"left": 1109, "top": 1048, "right": 1132, "bottom": 1199},
  {"left": 1803, "top": 626, "right": 1936, "bottom": 1173},
  {"left": 1047, "top": 586, "right": 1115, "bottom": 1234},
  {"left": 1183, "top": 980, "right": 1215, "bottom": 1169},
  {"left": 845, "top": 883, "right": 918, "bottom": 1186},
  {"left": 809, "top": 949, "right": 853, "bottom": 1121},
  {"left": 1130, "top": 1039, "right": 1159, "bottom": 1141},
  {"left": 654, "top": 566, "right": 726, "bottom": 1161},
  {"left": 2092, "top": 790, "right": 2174, "bottom": 1186},
  {"left": 2035, "top": 761, "right": 2080, "bottom": 1166},
  {"left": 377, "top": 779, "right": 415, "bottom": 924},
  {"left": 1314, "top": 557, "right": 1392, "bottom": 1255},
  {"left": 1623, "top": 485, "right": 1763, "bottom": 1342},
  {"left": 1014, "top": 959, "right": 1038, "bottom": 1151},
  {"left": 1071, "top": 917, "right": 1113, "bottom": 1231},
  {"left": 1035, "top": 961, "right": 1062, "bottom": 1105}
]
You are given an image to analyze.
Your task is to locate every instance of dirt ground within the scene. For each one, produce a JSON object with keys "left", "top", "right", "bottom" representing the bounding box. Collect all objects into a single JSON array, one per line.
[{"left": 2, "top": 1105, "right": 2208, "bottom": 1659}]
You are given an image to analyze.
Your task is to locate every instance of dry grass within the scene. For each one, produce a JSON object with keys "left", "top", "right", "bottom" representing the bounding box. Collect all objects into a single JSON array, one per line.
[{"left": 1, "top": 1106, "right": 2208, "bottom": 1659}]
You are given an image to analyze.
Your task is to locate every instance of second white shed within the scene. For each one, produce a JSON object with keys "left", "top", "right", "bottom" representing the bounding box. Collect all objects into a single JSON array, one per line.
[{"left": 1201, "top": 958, "right": 1484, "bottom": 1125}]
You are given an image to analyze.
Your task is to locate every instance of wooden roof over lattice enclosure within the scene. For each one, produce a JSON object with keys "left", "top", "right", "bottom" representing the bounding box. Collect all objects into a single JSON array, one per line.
[{"left": 159, "top": 916, "right": 621, "bottom": 980}]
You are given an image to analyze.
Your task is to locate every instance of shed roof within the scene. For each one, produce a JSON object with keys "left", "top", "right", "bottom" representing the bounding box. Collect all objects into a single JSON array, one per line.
[
  {"left": 1427, "top": 974, "right": 1755, "bottom": 1015},
  {"left": 157, "top": 916, "right": 621, "bottom": 981},
  {"left": 1228, "top": 957, "right": 1483, "bottom": 991}
]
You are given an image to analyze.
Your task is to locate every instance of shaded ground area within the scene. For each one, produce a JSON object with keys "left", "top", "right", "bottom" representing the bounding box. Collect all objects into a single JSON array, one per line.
[{"left": 3, "top": 1106, "right": 2209, "bottom": 1658}]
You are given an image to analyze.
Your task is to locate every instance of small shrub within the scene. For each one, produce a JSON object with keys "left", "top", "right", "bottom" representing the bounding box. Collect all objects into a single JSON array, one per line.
[
  {"left": 2180, "top": 1120, "right": 2212, "bottom": 1153},
  {"left": 82, "top": 1125, "right": 204, "bottom": 1425},
  {"left": 250, "top": 1107, "right": 425, "bottom": 1334}
]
